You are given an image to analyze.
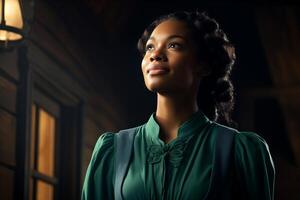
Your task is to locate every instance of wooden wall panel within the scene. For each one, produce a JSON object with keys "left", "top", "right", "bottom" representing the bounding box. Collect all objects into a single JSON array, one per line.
[
  {"left": 0, "top": 166, "right": 14, "bottom": 200},
  {"left": 84, "top": 118, "right": 104, "bottom": 149},
  {"left": 0, "top": 77, "right": 17, "bottom": 114},
  {"left": 0, "top": 109, "right": 16, "bottom": 166},
  {"left": 0, "top": 49, "right": 19, "bottom": 81}
]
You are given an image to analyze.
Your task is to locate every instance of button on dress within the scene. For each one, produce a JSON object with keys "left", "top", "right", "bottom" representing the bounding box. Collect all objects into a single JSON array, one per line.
[{"left": 82, "top": 110, "right": 275, "bottom": 200}]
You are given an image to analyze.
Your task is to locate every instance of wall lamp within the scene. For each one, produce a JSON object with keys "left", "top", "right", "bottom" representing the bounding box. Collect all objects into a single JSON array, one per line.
[{"left": 0, "top": 0, "right": 24, "bottom": 48}]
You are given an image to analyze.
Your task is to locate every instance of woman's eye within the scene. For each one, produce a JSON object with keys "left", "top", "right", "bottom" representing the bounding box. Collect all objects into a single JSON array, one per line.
[
  {"left": 145, "top": 44, "right": 154, "bottom": 51},
  {"left": 168, "top": 43, "right": 182, "bottom": 49}
]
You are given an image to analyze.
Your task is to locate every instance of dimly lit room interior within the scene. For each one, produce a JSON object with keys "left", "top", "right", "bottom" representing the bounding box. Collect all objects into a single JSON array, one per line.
[{"left": 0, "top": 0, "right": 299, "bottom": 199}]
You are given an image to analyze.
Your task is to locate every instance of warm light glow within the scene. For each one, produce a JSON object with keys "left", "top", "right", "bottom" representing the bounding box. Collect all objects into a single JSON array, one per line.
[
  {"left": 37, "top": 108, "right": 56, "bottom": 177},
  {"left": 30, "top": 104, "right": 36, "bottom": 169},
  {"left": 0, "top": 0, "right": 23, "bottom": 41},
  {"left": 30, "top": 105, "right": 56, "bottom": 200},
  {"left": 36, "top": 180, "right": 54, "bottom": 200}
]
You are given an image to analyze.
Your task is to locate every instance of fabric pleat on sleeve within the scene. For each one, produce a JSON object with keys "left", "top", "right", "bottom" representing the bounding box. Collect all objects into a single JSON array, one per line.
[
  {"left": 81, "top": 132, "right": 115, "bottom": 200},
  {"left": 234, "top": 131, "right": 275, "bottom": 200}
]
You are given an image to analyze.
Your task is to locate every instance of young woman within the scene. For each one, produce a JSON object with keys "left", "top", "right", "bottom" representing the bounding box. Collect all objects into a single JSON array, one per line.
[{"left": 82, "top": 11, "right": 275, "bottom": 200}]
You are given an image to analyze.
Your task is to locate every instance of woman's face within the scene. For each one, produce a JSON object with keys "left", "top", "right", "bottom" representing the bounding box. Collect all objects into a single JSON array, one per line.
[{"left": 141, "top": 19, "right": 203, "bottom": 95}]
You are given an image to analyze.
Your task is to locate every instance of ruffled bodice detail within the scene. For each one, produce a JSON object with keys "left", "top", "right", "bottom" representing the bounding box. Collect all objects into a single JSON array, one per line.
[
  {"left": 147, "top": 138, "right": 189, "bottom": 167},
  {"left": 145, "top": 110, "right": 210, "bottom": 168}
]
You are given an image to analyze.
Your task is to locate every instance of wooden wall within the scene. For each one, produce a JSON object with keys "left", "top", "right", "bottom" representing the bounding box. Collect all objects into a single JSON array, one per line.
[
  {"left": 0, "top": 0, "right": 126, "bottom": 199},
  {"left": 0, "top": 48, "right": 19, "bottom": 200}
]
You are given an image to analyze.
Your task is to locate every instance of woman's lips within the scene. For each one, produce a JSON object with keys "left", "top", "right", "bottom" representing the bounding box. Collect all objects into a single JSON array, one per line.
[
  {"left": 147, "top": 66, "right": 169, "bottom": 75},
  {"left": 148, "top": 68, "right": 169, "bottom": 75}
]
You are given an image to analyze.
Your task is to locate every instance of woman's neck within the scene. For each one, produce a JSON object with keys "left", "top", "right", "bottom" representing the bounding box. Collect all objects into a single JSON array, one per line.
[{"left": 155, "top": 92, "right": 198, "bottom": 143}]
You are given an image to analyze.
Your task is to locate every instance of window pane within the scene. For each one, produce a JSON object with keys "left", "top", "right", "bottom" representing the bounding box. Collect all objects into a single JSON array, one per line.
[
  {"left": 31, "top": 104, "right": 36, "bottom": 169},
  {"left": 36, "top": 180, "right": 54, "bottom": 200},
  {"left": 37, "top": 109, "right": 56, "bottom": 177}
]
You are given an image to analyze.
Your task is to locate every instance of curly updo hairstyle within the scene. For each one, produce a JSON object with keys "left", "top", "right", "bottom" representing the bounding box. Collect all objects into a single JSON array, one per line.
[{"left": 137, "top": 11, "right": 237, "bottom": 127}]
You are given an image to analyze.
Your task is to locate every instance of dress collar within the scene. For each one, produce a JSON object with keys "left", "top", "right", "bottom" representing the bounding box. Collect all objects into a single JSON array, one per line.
[{"left": 145, "top": 110, "right": 210, "bottom": 145}]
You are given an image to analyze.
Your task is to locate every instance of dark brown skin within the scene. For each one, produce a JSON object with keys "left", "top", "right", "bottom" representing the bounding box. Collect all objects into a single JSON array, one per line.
[{"left": 141, "top": 19, "right": 210, "bottom": 144}]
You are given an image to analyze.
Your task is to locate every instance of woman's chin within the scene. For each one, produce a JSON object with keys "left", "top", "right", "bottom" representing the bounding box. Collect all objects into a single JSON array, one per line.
[
  {"left": 146, "top": 84, "right": 167, "bottom": 93},
  {"left": 146, "top": 83, "right": 174, "bottom": 94}
]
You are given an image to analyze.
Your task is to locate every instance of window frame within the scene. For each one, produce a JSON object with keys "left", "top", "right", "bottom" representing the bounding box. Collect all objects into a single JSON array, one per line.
[
  {"left": 26, "top": 68, "right": 83, "bottom": 200},
  {"left": 30, "top": 96, "right": 60, "bottom": 200}
]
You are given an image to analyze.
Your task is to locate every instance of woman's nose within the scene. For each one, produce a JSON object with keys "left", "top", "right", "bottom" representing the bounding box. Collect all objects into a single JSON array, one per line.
[
  {"left": 150, "top": 55, "right": 163, "bottom": 62},
  {"left": 150, "top": 49, "right": 167, "bottom": 62}
]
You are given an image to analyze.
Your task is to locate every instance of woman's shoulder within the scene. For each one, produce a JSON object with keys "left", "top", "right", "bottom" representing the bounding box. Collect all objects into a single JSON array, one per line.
[
  {"left": 92, "top": 125, "right": 143, "bottom": 154},
  {"left": 234, "top": 130, "right": 270, "bottom": 152},
  {"left": 233, "top": 130, "right": 275, "bottom": 170},
  {"left": 233, "top": 131, "right": 275, "bottom": 198},
  {"left": 210, "top": 122, "right": 272, "bottom": 158},
  {"left": 95, "top": 132, "right": 115, "bottom": 147},
  {"left": 211, "top": 122, "right": 269, "bottom": 149},
  {"left": 90, "top": 132, "right": 115, "bottom": 161}
]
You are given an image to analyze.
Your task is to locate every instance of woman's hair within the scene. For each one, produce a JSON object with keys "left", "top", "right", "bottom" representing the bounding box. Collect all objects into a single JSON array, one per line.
[{"left": 137, "top": 11, "right": 237, "bottom": 127}]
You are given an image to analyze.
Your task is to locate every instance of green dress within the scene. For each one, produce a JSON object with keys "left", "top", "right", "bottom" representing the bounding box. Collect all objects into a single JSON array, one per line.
[{"left": 82, "top": 110, "right": 275, "bottom": 200}]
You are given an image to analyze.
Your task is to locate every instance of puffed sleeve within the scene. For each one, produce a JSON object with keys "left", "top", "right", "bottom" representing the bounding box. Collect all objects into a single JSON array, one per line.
[
  {"left": 81, "top": 132, "right": 115, "bottom": 200},
  {"left": 234, "top": 131, "right": 275, "bottom": 200}
]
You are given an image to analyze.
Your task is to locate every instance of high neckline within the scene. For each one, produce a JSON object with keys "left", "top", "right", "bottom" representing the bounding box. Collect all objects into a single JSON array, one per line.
[{"left": 145, "top": 110, "right": 210, "bottom": 145}]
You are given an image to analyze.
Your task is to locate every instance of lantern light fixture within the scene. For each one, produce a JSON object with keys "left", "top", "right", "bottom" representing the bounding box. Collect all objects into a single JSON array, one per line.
[{"left": 0, "top": 0, "right": 24, "bottom": 47}]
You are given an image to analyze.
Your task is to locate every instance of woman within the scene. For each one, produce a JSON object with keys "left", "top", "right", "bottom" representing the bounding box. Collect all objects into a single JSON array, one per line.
[{"left": 82, "top": 11, "right": 275, "bottom": 200}]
